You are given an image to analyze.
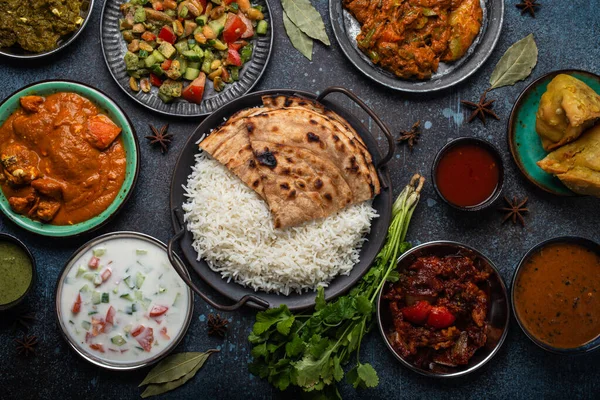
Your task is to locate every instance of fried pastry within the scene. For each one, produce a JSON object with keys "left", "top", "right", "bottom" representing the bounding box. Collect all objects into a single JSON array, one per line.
[
  {"left": 537, "top": 124, "right": 600, "bottom": 197},
  {"left": 536, "top": 74, "right": 600, "bottom": 151}
]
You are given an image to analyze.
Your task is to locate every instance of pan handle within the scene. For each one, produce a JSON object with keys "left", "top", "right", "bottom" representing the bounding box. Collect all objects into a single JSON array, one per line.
[
  {"left": 316, "top": 86, "right": 395, "bottom": 170},
  {"left": 167, "top": 207, "right": 270, "bottom": 311}
]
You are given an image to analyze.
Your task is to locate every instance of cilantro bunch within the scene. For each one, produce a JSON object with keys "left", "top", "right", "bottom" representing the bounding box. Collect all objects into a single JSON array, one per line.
[{"left": 248, "top": 174, "right": 425, "bottom": 398}]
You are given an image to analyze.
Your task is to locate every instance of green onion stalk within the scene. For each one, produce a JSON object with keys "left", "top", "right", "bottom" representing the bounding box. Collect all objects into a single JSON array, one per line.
[{"left": 248, "top": 174, "right": 425, "bottom": 398}]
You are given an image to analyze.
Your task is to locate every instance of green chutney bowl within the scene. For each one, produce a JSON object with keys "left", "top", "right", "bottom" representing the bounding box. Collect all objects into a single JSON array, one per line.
[
  {"left": 507, "top": 69, "right": 600, "bottom": 196},
  {"left": 0, "top": 80, "right": 140, "bottom": 237}
]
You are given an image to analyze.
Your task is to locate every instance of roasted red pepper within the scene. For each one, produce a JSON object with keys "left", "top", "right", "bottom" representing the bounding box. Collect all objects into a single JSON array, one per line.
[{"left": 158, "top": 26, "right": 177, "bottom": 44}]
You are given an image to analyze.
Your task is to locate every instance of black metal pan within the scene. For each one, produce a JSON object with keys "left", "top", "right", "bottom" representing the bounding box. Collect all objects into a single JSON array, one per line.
[{"left": 168, "top": 86, "right": 394, "bottom": 311}]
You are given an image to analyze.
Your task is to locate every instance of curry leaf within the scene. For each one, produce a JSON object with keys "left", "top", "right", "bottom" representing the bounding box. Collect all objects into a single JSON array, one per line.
[
  {"left": 140, "top": 350, "right": 218, "bottom": 398},
  {"left": 139, "top": 350, "right": 218, "bottom": 386},
  {"left": 283, "top": 11, "right": 314, "bottom": 60},
  {"left": 489, "top": 34, "right": 538, "bottom": 90},
  {"left": 281, "top": 0, "right": 331, "bottom": 46}
]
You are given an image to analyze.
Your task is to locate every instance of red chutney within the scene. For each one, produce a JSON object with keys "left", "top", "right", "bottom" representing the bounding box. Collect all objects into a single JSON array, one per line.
[{"left": 435, "top": 143, "right": 500, "bottom": 207}]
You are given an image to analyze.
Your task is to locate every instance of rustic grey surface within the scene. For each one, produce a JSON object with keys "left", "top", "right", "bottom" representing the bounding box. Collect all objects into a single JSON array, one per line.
[{"left": 1, "top": 1, "right": 599, "bottom": 399}]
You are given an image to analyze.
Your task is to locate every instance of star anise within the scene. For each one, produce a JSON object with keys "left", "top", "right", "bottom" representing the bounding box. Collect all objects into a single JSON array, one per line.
[
  {"left": 461, "top": 90, "right": 500, "bottom": 125},
  {"left": 12, "top": 310, "right": 36, "bottom": 332},
  {"left": 516, "top": 0, "right": 541, "bottom": 17},
  {"left": 397, "top": 121, "right": 421, "bottom": 151},
  {"left": 146, "top": 124, "right": 173, "bottom": 154},
  {"left": 15, "top": 335, "right": 38, "bottom": 357},
  {"left": 207, "top": 314, "right": 229, "bottom": 337},
  {"left": 500, "top": 196, "right": 529, "bottom": 226}
]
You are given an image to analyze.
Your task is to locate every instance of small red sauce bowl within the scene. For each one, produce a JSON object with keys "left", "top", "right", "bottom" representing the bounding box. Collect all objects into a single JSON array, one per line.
[{"left": 432, "top": 137, "right": 504, "bottom": 211}]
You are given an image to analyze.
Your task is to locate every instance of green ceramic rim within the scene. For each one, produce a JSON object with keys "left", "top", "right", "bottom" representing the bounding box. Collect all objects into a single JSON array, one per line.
[
  {"left": 507, "top": 69, "right": 600, "bottom": 196},
  {"left": 0, "top": 80, "right": 140, "bottom": 237}
]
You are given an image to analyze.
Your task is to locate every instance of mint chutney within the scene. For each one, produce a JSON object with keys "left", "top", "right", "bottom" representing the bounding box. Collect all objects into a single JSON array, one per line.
[{"left": 0, "top": 240, "right": 33, "bottom": 306}]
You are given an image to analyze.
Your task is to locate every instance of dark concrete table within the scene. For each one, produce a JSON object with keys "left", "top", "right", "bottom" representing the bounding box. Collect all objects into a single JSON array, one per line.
[{"left": 1, "top": 1, "right": 599, "bottom": 399}]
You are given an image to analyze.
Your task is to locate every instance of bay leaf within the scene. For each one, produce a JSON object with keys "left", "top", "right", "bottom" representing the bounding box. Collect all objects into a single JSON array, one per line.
[
  {"left": 141, "top": 358, "right": 204, "bottom": 398},
  {"left": 283, "top": 11, "right": 313, "bottom": 60},
  {"left": 489, "top": 34, "right": 538, "bottom": 90},
  {"left": 139, "top": 350, "right": 218, "bottom": 387},
  {"left": 281, "top": 0, "right": 330, "bottom": 46}
]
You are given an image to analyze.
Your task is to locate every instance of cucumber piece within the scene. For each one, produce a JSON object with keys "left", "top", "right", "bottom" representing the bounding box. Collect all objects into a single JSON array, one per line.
[
  {"left": 92, "top": 291, "right": 102, "bottom": 305},
  {"left": 113, "top": 287, "right": 119, "bottom": 294},
  {"left": 93, "top": 248, "right": 106, "bottom": 257},
  {"left": 123, "top": 275, "right": 135, "bottom": 289},
  {"left": 195, "top": 15, "right": 207, "bottom": 26},
  {"left": 158, "top": 285, "right": 167, "bottom": 294},
  {"left": 93, "top": 274, "right": 102, "bottom": 286},
  {"left": 120, "top": 293, "right": 134, "bottom": 301},
  {"left": 125, "top": 304, "right": 138, "bottom": 315},
  {"left": 230, "top": 66, "right": 240, "bottom": 81},
  {"left": 138, "top": 49, "right": 149, "bottom": 59},
  {"left": 175, "top": 40, "right": 189, "bottom": 55},
  {"left": 178, "top": 57, "right": 188, "bottom": 74},
  {"left": 81, "top": 321, "right": 91, "bottom": 330},
  {"left": 79, "top": 284, "right": 90, "bottom": 293},
  {"left": 136, "top": 249, "right": 148, "bottom": 255},
  {"left": 135, "top": 272, "right": 146, "bottom": 289},
  {"left": 144, "top": 54, "right": 156, "bottom": 68},
  {"left": 256, "top": 20, "right": 268, "bottom": 35},
  {"left": 134, "top": 290, "right": 143, "bottom": 301},
  {"left": 188, "top": 61, "right": 201, "bottom": 69},
  {"left": 149, "top": 63, "right": 164, "bottom": 76},
  {"left": 172, "top": 292, "right": 181, "bottom": 307},
  {"left": 76, "top": 265, "right": 87, "bottom": 278},
  {"left": 151, "top": 49, "right": 165, "bottom": 63},
  {"left": 184, "top": 67, "right": 200, "bottom": 80},
  {"left": 111, "top": 335, "right": 127, "bottom": 346},
  {"left": 207, "top": 14, "right": 227, "bottom": 37},
  {"left": 101, "top": 293, "right": 110, "bottom": 303},
  {"left": 183, "top": 50, "right": 202, "bottom": 62},
  {"left": 158, "top": 92, "right": 174, "bottom": 103},
  {"left": 88, "top": 311, "right": 98, "bottom": 316},
  {"left": 158, "top": 42, "right": 177, "bottom": 59},
  {"left": 201, "top": 59, "right": 211, "bottom": 74},
  {"left": 83, "top": 272, "right": 95, "bottom": 281},
  {"left": 193, "top": 45, "right": 204, "bottom": 56}
]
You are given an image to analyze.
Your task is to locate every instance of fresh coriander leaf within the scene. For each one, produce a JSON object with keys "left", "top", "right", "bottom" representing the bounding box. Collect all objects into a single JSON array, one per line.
[
  {"left": 386, "top": 270, "right": 400, "bottom": 283},
  {"left": 346, "top": 323, "right": 362, "bottom": 353},
  {"left": 248, "top": 361, "right": 269, "bottom": 378},
  {"left": 293, "top": 348, "right": 333, "bottom": 388},
  {"left": 333, "top": 356, "right": 343, "bottom": 382},
  {"left": 273, "top": 372, "right": 291, "bottom": 391},
  {"left": 276, "top": 314, "right": 295, "bottom": 335},
  {"left": 308, "top": 334, "right": 330, "bottom": 358},
  {"left": 355, "top": 296, "right": 372, "bottom": 315},
  {"left": 345, "top": 365, "right": 360, "bottom": 388},
  {"left": 357, "top": 363, "right": 379, "bottom": 388},
  {"left": 253, "top": 305, "right": 292, "bottom": 335},
  {"left": 251, "top": 342, "right": 267, "bottom": 358},
  {"left": 285, "top": 334, "right": 306, "bottom": 357}
]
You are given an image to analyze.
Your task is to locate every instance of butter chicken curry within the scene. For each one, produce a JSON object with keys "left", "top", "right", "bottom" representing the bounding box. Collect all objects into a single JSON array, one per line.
[
  {"left": 0, "top": 92, "right": 126, "bottom": 225},
  {"left": 343, "top": 0, "right": 483, "bottom": 80}
]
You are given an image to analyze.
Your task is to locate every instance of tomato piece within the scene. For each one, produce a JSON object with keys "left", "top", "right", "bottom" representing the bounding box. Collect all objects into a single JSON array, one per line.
[
  {"left": 161, "top": 59, "right": 173, "bottom": 70},
  {"left": 198, "top": 0, "right": 207, "bottom": 11},
  {"left": 101, "top": 268, "right": 112, "bottom": 282},
  {"left": 238, "top": 12, "right": 254, "bottom": 39},
  {"left": 89, "top": 343, "right": 105, "bottom": 353},
  {"left": 158, "top": 26, "right": 177, "bottom": 44},
  {"left": 132, "top": 325, "right": 154, "bottom": 352},
  {"left": 88, "top": 256, "right": 100, "bottom": 270},
  {"left": 426, "top": 306, "right": 456, "bottom": 329},
  {"left": 401, "top": 301, "right": 432, "bottom": 324},
  {"left": 105, "top": 306, "right": 116, "bottom": 325},
  {"left": 150, "top": 73, "right": 163, "bottom": 87},
  {"left": 222, "top": 13, "right": 246, "bottom": 43},
  {"left": 152, "top": 1, "right": 164, "bottom": 11},
  {"left": 160, "top": 327, "right": 170, "bottom": 340},
  {"left": 72, "top": 293, "right": 82, "bottom": 314},
  {"left": 182, "top": 73, "right": 206, "bottom": 104},
  {"left": 149, "top": 305, "right": 169, "bottom": 317},
  {"left": 91, "top": 317, "right": 106, "bottom": 337},
  {"left": 85, "top": 332, "right": 92, "bottom": 343},
  {"left": 228, "top": 40, "right": 247, "bottom": 51},
  {"left": 141, "top": 31, "right": 156, "bottom": 42},
  {"left": 227, "top": 48, "right": 242, "bottom": 66}
]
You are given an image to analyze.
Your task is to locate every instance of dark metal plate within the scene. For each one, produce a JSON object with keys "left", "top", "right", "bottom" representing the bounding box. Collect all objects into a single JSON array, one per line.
[
  {"left": 100, "top": 0, "right": 273, "bottom": 117},
  {"left": 169, "top": 89, "right": 393, "bottom": 311},
  {"left": 330, "top": 0, "right": 504, "bottom": 92}
]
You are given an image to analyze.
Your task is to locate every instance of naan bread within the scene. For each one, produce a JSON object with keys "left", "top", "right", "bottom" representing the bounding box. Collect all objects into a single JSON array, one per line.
[
  {"left": 537, "top": 124, "right": 600, "bottom": 197},
  {"left": 536, "top": 74, "right": 600, "bottom": 151},
  {"left": 199, "top": 96, "right": 381, "bottom": 228}
]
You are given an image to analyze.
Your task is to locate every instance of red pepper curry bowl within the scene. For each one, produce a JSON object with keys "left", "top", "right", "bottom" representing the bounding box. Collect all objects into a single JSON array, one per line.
[{"left": 377, "top": 241, "right": 510, "bottom": 377}]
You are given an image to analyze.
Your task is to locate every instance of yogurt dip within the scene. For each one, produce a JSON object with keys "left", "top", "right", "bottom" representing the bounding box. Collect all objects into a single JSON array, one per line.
[{"left": 57, "top": 234, "right": 192, "bottom": 367}]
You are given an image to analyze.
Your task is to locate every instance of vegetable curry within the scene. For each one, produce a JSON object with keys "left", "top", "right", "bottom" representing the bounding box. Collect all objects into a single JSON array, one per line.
[
  {"left": 0, "top": 93, "right": 126, "bottom": 225},
  {"left": 343, "top": 0, "right": 482, "bottom": 79}
]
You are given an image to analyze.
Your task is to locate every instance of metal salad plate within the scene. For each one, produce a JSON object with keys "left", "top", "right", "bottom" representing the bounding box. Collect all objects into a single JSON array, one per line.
[
  {"left": 100, "top": 0, "right": 273, "bottom": 117},
  {"left": 168, "top": 86, "right": 394, "bottom": 311},
  {"left": 330, "top": 0, "right": 504, "bottom": 92},
  {"left": 0, "top": 0, "right": 94, "bottom": 59}
]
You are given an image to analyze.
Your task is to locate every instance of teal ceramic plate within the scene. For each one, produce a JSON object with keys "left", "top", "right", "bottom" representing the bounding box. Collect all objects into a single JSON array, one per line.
[
  {"left": 508, "top": 70, "right": 600, "bottom": 196},
  {"left": 0, "top": 80, "right": 140, "bottom": 237}
]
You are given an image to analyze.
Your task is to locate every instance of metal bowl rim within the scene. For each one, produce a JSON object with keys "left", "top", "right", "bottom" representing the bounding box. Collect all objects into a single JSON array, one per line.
[
  {"left": 377, "top": 240, "right": 510, "bottom": 378},
  {"left": 54, "top": 231, "right": 195, "bottom": 371}
]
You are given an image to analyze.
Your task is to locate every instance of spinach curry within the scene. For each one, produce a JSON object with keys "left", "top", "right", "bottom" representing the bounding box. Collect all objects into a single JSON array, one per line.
[{"left": 0, "top": 0, "right": 83, "bottom": 53}]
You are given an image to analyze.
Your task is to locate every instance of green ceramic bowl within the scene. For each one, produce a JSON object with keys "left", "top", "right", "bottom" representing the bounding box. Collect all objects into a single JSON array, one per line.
[
  {"left": 0, "top": 80, "right": 140, "bottom": 237},
  {"left": 507, "top": 70, "right": 600, "bottom": 196}
]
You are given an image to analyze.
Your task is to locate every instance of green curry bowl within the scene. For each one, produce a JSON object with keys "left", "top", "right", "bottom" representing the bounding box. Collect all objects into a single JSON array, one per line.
[{"left": 0, "top": 80, "right": 140, "bottom": 237}]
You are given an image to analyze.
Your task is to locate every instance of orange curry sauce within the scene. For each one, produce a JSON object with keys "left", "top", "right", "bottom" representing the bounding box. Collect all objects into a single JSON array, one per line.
[
  {"left": 0, "top": 92, "right": 126, "bottom": 225},
  {"left": 514, "top": 242, "right": 600, "bottom": 349}
]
